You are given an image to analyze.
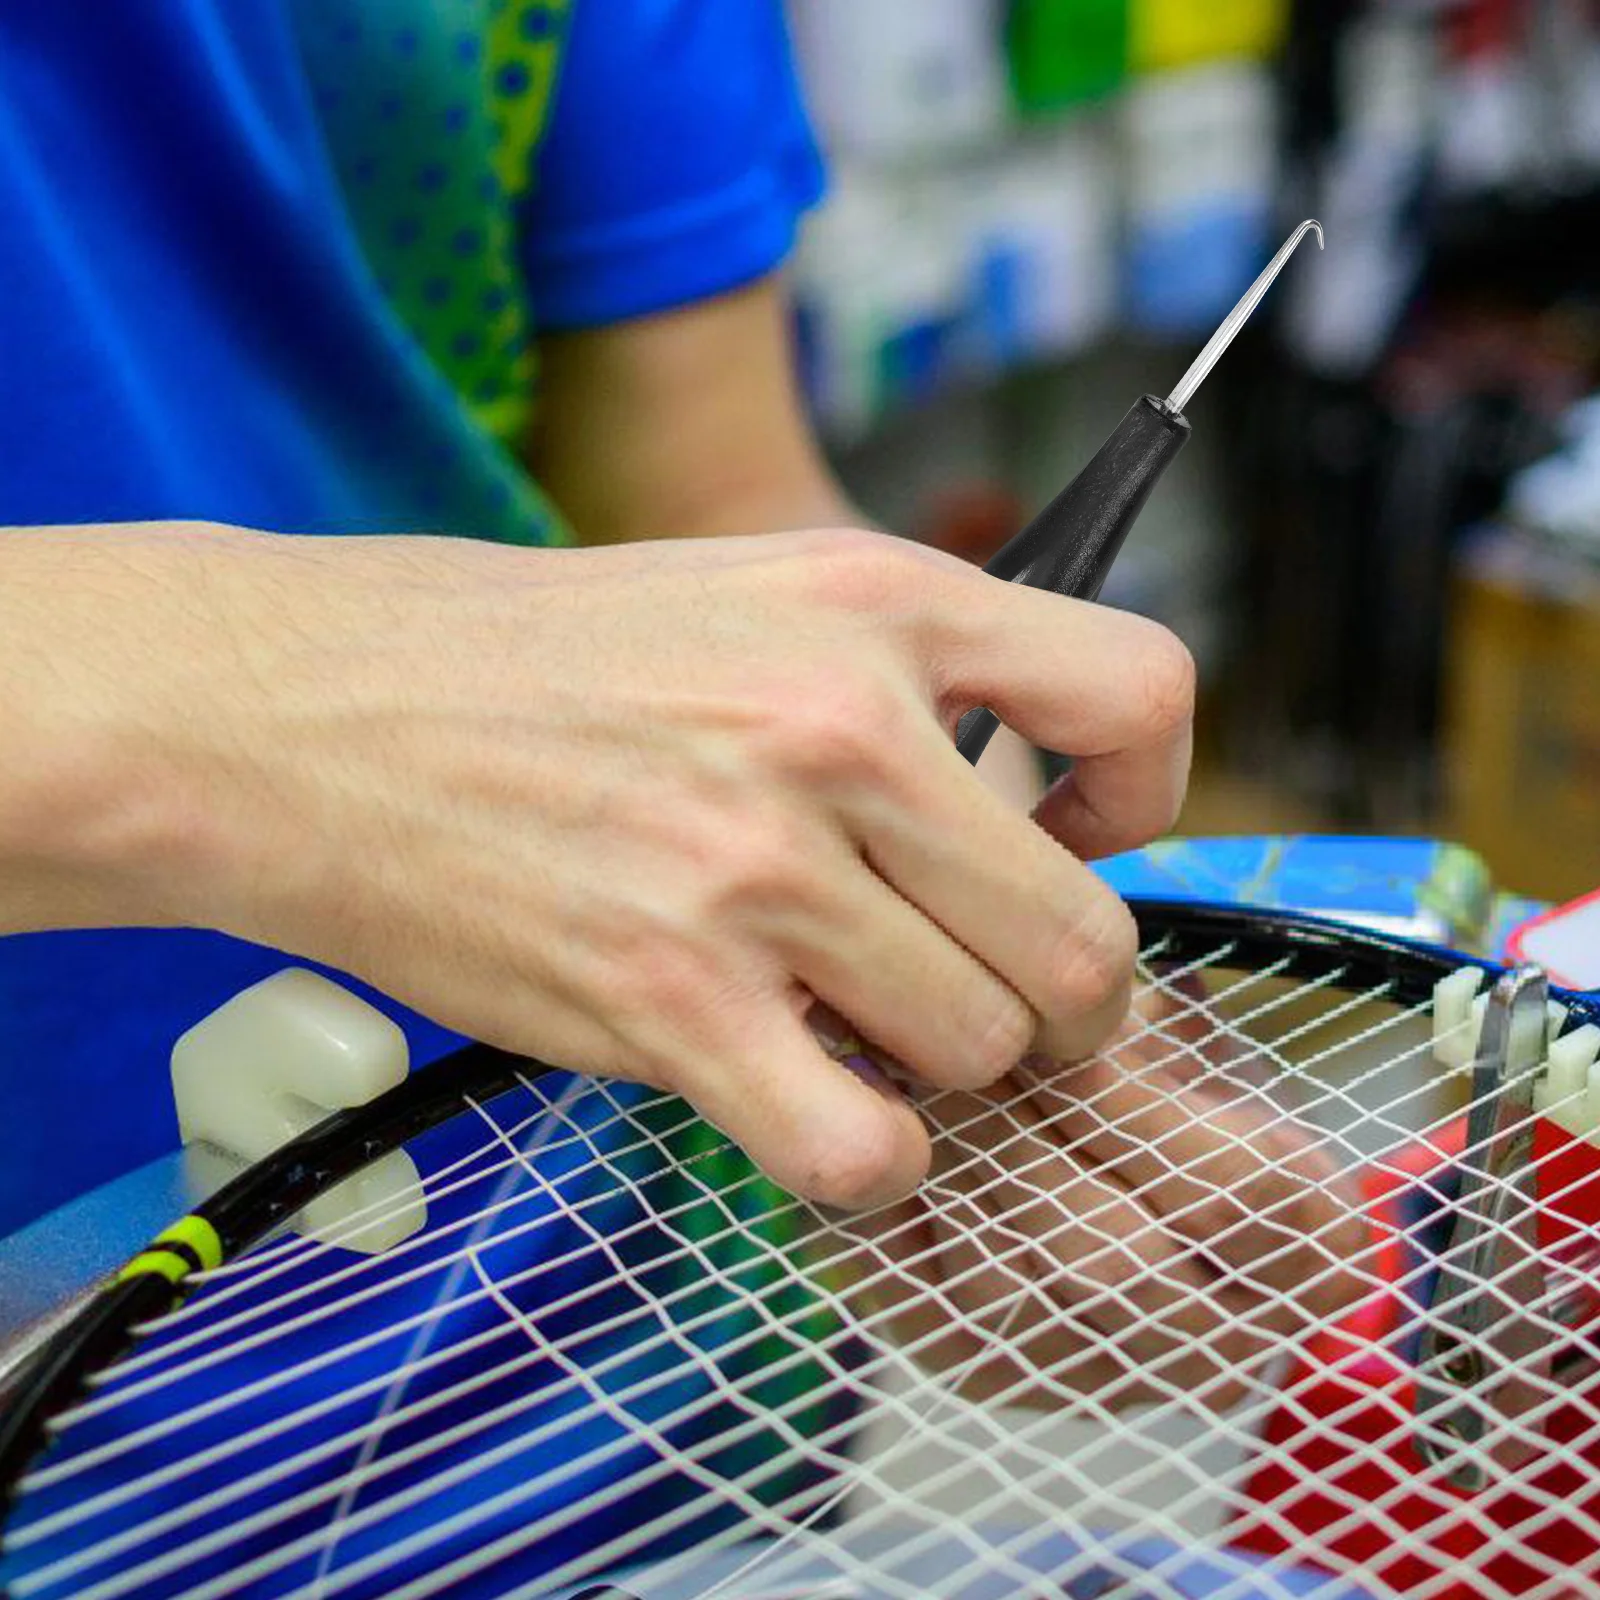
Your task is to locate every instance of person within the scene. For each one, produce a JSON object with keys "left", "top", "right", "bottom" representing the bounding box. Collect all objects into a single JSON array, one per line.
[
  {"left": 0, "top": 1, "right": 1356, "bottom": 1323},
  {"left": 0, "top": 0, "right": 1178, "bottom": 1229},
  {"left": 0, "top": 7, "right": 1371, "bottom": 1586}
]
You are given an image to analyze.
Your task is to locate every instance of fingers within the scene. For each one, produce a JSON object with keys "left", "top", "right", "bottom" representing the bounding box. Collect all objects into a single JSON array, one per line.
[
  {"left": 782, "top": 835, "right": 1035, "bottom": 1091},
  {"left": 930, "top": 582, "right": 1196, "bottom": 860},
  {"left": 1024, "top": 1043, "right": 1369, "bottom": 1325},
  {"left": 908, "top": 1086, "right": 1278, "bottom": 1408},
  {"left": 840, "top": 719, "right": 1140, "bottom": 1063},
  {"left": 1031, "top": 727, "right": 1194, "bottom": 863},
  {"left": 808, "top": 560, "right": 1192, "bottom": 1060},
  {"left": 665, "top": 991, "right": 932, "bottom": 1211},
  {"left": 766, "top": 539, "right": 1187, "bottom": 1062}
]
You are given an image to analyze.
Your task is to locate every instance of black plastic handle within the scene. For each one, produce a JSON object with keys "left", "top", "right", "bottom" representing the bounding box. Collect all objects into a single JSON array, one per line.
[{"left": 956, "top": 394, "right": 1191, "bottom": 764}]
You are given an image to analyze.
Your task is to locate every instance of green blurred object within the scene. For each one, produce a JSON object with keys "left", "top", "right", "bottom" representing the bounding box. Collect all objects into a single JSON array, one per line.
[{"left": 1006, "top": 0, "right": 1128, "bottom": 114}]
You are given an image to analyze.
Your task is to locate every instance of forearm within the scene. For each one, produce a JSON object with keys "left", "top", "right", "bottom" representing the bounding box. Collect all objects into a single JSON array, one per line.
[
  {"left": 532, "top": 279, "right": 844, "bottom": 546},
  {"left": 0, "top": 524, "right": 248, "bottom": 934}
]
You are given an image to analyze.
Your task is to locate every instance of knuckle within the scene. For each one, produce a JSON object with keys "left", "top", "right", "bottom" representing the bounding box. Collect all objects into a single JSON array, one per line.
[
  {"left": 1046, "top": 897, "right": 1139, "bottom": 1023},
  {"left": 806, "top": 529, "right": 923, "bottom": 611},
  {"left": 961, "top": 993, "right": 1035, "bottom": 1087},
  {"left": 798, "top": 1113, "right": 916, "bottom": 1210},
  {"left": 772, "top": 669, "right": 903, "bottom": 784},
  {"left": 707, "top": 810, "right": 809, "bottom": 913},
  {"left": 594, "top": 928, "right": 748, "bottom": 1048},
  {"left": 613, "top": 939, "right": 714, "bottom": 1025}
]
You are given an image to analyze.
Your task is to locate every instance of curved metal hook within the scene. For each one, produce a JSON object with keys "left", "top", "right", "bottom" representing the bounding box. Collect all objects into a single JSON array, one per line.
[{"left": 1164, "top": 218, "right": 1324, "bottom": 414}]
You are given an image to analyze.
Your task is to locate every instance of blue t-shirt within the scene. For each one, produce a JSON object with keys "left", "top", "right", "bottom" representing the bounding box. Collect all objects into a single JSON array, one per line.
[{"left": 0, "top": 0, "right": 825, "bottom": 1236}]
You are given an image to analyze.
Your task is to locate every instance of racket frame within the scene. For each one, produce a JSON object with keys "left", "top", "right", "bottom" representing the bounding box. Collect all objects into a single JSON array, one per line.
[{"left": 1, "top": 898, "right": 1595, "bottom": 1548}]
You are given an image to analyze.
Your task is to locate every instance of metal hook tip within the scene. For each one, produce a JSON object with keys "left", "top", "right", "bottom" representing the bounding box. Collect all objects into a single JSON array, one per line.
[{"left": 1164, "top": 219, "right": 1324, "bottom": 414}]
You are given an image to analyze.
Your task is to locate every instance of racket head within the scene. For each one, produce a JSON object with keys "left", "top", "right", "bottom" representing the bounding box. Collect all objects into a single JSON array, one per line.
[{"left": 2, "top": 898, "right": 1598, "bottom": 1600}]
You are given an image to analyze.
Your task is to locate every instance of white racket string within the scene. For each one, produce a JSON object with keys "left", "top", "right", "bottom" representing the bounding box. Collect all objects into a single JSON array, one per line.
[
  {"left": 130, "top": 938, "right": 1228, "bottom": 1328},
  {"left": 21, "top": 1173, "right": 1379, "bottom": 1588},
  {"left": 21, "top": 1160, "right": 1353, "bottom": 1590},
  {"left": 306, "top": 1075, "right": 594, "bottom": 1595},
  {"left": 18, "top": 1095, "right": 1348, "bottom": 1594},
  {"left": 56, "top": 955, "right": 1278, "bottom": 1418},
  {"left": 169, "top": 942, "right": 1221, "bottom": 1310},
  {"left": 625, "top": 1296, "right": 1316, "bottom": 1600},
  {"left": 25, "top": 1203, "right": 1574, "bottom": 1600},
  {"left": 222, "top": 1188, "right": 1325, "bottom": 1600},
  {"left": 123, "top": 1081, "right": 697, "bottom": 1354},
  {"left": 41, "top": 1015, "right": 1345, "bottom": 1509},
  {"left": 694, "top": 1254, "right": 1044, "bottom": 1600},
  {"left": 374, "top": 1276, "right": 1348, "bottom": 1600},
  {"left": 121, "top": 947, "right": 1363, "bottom": 1388},
  {"left": 12, "top": 1062, "right": 1382, "bottom": 1587},
  {"left": 178, "top": 1073, "right": 615, "bottom": 1289},
  {"left": 9, "top": 935, "right": 1600, "bottom": 1600},
  {"left": 12, "top": 960, "right": 1408, "bottom": 1548},
  {"left": 337, "top": 1030, "right": 1600, "bottom": 1593},
  {"left": 15, "top": 1184, "right": 1376, "bottom": 1580}
]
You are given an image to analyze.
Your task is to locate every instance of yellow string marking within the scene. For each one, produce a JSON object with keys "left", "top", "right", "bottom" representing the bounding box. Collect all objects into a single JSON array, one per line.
[
  {"left": 156, "top": 1215, "right": 225, "bottom": 1273},
  {"left": 116, "top": 1251, "right": 190, "bottom": 1288},
  {"left": 114, "top": 1214, "right": 225, "bottom": 1286}
]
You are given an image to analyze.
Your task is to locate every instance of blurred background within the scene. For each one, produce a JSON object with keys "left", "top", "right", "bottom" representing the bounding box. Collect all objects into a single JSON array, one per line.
[{"left": 782, "top": 0, "right": 1600, "bottom": 904}]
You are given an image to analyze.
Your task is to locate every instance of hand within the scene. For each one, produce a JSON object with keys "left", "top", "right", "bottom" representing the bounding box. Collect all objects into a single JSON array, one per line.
[
  {"left": 829, "top": 991, "right": 1369, "bottom": 1409},
  {"left": 2, "top": 523, "right": 1194, "bottom": 1210}
]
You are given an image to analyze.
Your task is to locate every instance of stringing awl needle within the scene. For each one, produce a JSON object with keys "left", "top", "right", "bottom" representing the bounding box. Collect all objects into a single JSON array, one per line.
[{"left": 956, "top": 219, "right": 1324, "bottom": 764}]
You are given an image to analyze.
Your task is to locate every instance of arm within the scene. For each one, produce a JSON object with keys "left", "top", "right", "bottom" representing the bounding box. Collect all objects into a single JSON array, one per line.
[
  {"left": 0, "top": 526, "right": 222, "bottom": 936},
  {"left": 529, "top": 275, "right": 1046, "bottom": 807},
  {"left": 0, "top": 519, "right": 1187, "bottom": 1208},
  {"left": 530, "top": 277, "right": 837, "bottom": 542}
]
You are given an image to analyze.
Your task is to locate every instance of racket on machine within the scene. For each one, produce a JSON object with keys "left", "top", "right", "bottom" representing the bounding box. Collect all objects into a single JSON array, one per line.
[{"left": 2, "top": 900, "right": 1599, "bottom": 1600}]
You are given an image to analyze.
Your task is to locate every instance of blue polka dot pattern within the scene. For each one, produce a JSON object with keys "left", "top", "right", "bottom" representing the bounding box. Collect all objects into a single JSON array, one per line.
[{"left": 292, "top": 0, "right": 573, "bottom": 525}]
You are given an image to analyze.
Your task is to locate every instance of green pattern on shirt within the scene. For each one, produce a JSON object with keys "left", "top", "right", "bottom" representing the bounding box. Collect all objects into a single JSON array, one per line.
[{"left": 293, "top": 0, "right": 574, "bottom": 544}]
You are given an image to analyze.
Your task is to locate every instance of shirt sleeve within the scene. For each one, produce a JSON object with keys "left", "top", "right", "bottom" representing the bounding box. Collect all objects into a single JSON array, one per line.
[{"left": 518, "top": 0, "right": 827, "bottom": 329}]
